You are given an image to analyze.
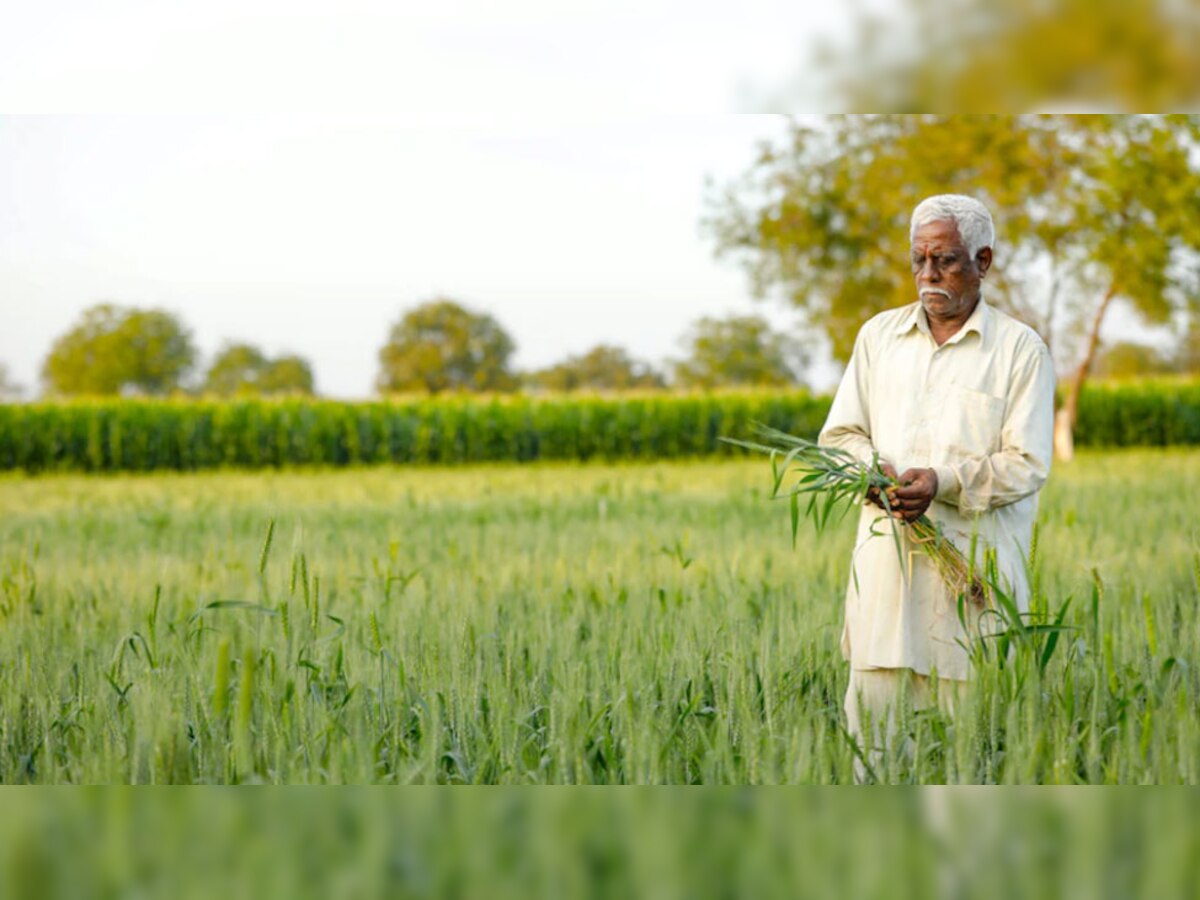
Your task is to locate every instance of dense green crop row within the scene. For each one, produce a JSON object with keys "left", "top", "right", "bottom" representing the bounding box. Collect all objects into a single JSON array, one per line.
[
  {"left": 0, "top": 380, "right": 1196, "bottom": 472},
  {"left": 0, "top": 392, "right": 829, "bottom": 472},
  {"left": 1072, "top": 377, "right": 1200, "bottom": 448}
]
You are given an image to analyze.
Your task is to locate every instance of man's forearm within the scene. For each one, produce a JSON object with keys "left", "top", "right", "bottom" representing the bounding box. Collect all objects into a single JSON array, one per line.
[{"left": 932, "top": 449, "right": 1049, "bottom": 515}]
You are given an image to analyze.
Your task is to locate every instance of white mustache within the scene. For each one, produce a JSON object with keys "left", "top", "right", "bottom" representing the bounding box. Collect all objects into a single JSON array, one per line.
[{"left": 920, "top": 288, "right": 953, "bottom": 300}]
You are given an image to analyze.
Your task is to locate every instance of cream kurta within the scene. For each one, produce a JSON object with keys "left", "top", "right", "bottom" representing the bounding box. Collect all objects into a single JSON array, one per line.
[{"left": 819, "top": 298, "right": 1056, "bottom": 681}]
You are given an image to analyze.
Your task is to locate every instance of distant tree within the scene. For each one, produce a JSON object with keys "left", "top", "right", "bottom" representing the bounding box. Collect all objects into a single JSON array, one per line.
[
  {"left": 1092, "top": 341, "right": 1176, "bottom": 380},
  {"left": 376, "top": 298, "right": 517, "bottom": 394},
  {"left": 531, "top": 344, "right": 665, "bottom": 392},
  {"left": 673, "top": 314, "right": 806, "bottom": 389},
  {"left": 204, "top": 343, "right": 314, "bottom": 396},
  {"left": 259, "top": 354, "right": 315, "bottom": 395},
  {"left": 204, "top": 343, "right": 268, "bottom": 396},
  {"left": 0, "top": 362, "right": 23, "bottom": 402},
  {"left": 42, "top": 303, "right": 196, "bottom": 396}
]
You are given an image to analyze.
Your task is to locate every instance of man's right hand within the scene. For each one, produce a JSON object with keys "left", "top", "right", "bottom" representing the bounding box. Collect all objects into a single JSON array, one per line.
[{"left": 866, "top": 461, "right": 900, "bottom": 515}]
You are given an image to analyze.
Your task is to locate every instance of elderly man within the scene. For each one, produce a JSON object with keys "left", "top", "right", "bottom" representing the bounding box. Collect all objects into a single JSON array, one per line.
[{"left": 818, "top": 194, "right": 1056, "bottom": 771}]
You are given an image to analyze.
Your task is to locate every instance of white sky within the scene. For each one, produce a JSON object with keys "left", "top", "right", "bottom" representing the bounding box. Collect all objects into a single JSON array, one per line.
[
  {"left": 0, "top": 1, "right": 860, "bottom": 397},
  {"left": 0, "top": 1, "right": 842, "bottom": 114},
  {"left": 0, "top": 2, "right": 1166, "bottom": 398}
]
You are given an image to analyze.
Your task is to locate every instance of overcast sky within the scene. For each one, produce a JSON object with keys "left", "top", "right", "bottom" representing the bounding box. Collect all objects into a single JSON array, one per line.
[
  {"left": 1, "top": 3, "right": 1162, "bottom": 399},
  {"left": 0, "top": 1, "right": 869, "bottom": 397},
  {"left": 0, "top": 114, "right": 821, "bottom": 397},
  {"left": 0, "top": 1, "right": 853, "bottom": 113}
]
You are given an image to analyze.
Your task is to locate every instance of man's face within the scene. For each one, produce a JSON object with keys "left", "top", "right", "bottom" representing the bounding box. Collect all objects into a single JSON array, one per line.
[{"left": 910, "top": 219, "right": 991, "bottom": 321}]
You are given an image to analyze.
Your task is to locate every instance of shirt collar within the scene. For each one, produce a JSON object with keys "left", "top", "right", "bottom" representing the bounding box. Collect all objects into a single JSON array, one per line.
[{"left": 894, "top": 296, "right": 990, "bottom": 345}]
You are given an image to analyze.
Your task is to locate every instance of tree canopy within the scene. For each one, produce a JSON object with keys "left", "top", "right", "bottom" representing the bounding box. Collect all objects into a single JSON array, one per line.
[
  {"left": 673, "top": 314, "right": 805, "bottom": 390},
  {"left": 531, "top": 344, "right": 664, "bottom": 392},
  {"left": 796, "top": 0, "right": 1200, "bottom": 112},
  {"left": 376, "top": 298, "right": 517, "bottom": 394},
  {"left": 258, "top": 355, "right": 315, "bottom": 395},
  {"left": 204, "top": 343, "right": 267, "bottom": 396},
  {"left": 42, "top": 303, "right": 197, "bottom": 397},
  {"left": 204, "top": 343, "right": 315, "bottom": 396}
]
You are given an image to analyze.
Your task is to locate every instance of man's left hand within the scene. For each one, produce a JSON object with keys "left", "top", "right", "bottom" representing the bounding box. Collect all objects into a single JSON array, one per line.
[{"left": 890, "top": 468, "right": 938, "bottom": 523}]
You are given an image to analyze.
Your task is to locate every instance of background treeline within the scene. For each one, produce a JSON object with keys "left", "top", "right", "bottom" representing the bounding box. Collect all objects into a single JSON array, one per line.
[
  {"left": 13, "top": 299, "right": 805, "bottom": 403},
  {"left": 2, "top": 379, "right": 1196, "bottom": 473}
]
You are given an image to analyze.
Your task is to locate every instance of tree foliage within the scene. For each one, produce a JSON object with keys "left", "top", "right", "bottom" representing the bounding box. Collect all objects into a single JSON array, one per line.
[
  {"left": 1053, "top": 116, "right": 1200, "bottom": 432},
  {"left": 42, "top": 303, "right": 196, "bottom": 397},
  {"left": 376, "top": 299, "right": 517, "bottom": 394},
  {"left": 204, "top": 343, "right": 267, "bottom": 396},
  {"left": 531, "top": 344, "right": 664, "bottom": 392},
  {"left": 801, "top": 0, "right": 1200, "bottom": 112},
  {"left": 673, "top": 314, "right": 805, "bottom": 390},
  {"left": 258, "top": 355, "right": 315, "bottom": 395},
  {"left": 204, "top": 343, "right": 314, "bottom": 396}
]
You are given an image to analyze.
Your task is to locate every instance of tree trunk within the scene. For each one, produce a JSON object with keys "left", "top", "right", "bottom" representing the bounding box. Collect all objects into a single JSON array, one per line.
[
  {"left": 1056, "top": 285, "right": 1117, "bottom": 461},
  {"left": 1053, "top": 408, "right": 1075, "bottom": 462}
]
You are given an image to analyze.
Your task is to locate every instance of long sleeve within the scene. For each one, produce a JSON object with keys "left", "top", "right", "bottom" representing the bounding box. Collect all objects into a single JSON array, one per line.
[
  {"left": 932, "top": 339, "right": 1056, "bottom": 515},
  {"left": 819, "top": 329, "right": 877, "bottom": 464}
]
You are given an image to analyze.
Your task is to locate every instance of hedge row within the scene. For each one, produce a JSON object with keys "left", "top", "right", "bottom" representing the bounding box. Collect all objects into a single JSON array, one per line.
[
  {"left": 0, "top": 380, "right": 1196, "bottom": 473},
  {"left": 1072, "top": 378, "right": 1200, "bottom": 449},
  {"left": 0, "top": 392, "right": 831, "bottom": 473}
]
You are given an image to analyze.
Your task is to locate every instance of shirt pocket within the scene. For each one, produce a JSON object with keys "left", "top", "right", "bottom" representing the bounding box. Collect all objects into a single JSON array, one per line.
[{"left": 939, "top": 385, "right": 1005, "bottom": 456}]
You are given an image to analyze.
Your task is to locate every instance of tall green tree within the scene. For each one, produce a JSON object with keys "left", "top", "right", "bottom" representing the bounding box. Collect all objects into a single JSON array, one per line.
[
  {"left": 376, "top": 298, "right": 517, "bottom": 394},
  {"left": 705, "top": 114, "right": 1200, "bottom": 453},
  {"left": 42, "top": 303, "right": 197, "bottom": 397},
  {"left": 531, "top": 344, "right": 664, "bottom": 392},
  {"left": 1052, "top": 116, "right": 1200, "bottom": 445},
  {"left": 204, "top": 343, "right": 314, "bottom": 396},
  {"left": 673, "top": 314, "right": 805, "bottom": 389}
]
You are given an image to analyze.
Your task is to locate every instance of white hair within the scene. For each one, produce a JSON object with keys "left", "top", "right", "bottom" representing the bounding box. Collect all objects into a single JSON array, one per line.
[{"left": 910, "top": 194, "right": 995, "bottom": 258}]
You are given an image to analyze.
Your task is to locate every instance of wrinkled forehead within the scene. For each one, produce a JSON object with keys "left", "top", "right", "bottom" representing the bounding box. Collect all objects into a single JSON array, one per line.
[{"left": 910, "top": 218, "right": 965, "bottom": 250}]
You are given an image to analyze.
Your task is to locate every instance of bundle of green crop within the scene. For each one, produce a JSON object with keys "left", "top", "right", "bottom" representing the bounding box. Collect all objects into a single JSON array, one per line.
[{"left": 724, "top": 425, "right": 984, "bottom": 605}]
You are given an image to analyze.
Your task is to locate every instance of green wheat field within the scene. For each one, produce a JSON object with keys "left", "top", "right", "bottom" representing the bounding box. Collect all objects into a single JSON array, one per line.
[{"left": 1, "top": 449, "right": 1197, "bottom": 784}]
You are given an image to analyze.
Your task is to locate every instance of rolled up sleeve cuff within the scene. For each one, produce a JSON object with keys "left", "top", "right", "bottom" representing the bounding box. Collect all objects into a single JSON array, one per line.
[{"left": 933, "top": 465, "right": 960, "bottom": 503}]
